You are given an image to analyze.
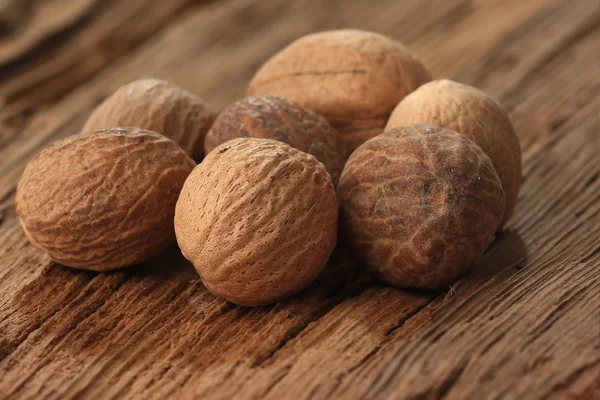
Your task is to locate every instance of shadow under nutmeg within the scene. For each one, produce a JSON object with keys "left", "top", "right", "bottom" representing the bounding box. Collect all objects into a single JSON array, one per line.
[{"left": 475, "top": 228, "right": 529, "bottom": 283}]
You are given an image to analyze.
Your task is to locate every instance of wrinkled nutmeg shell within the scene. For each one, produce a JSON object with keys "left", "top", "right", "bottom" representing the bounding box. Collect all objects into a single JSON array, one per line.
[
  {"left": 16, "top": 128, "right": 196, "bottom": 271},
  {"left": 338, "top": 124, "right": 505, "bottom": 289},
  {"left": 247, "top": 29, "right": 432, "bottom": 156},
  {"left": 386, "top": 79, "right": 521, "bottom": 224},
  {"left": 175, "top": 138, "right": 338, "bottom": 306},
  {"left": 84, "top": 79, "right": 214, "bottom": 161},
  {"left": 205, "top": 95, "right": 345, "bottom": 185}
]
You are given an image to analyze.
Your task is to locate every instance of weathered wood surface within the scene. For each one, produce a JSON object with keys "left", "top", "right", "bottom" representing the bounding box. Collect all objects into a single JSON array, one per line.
[{"left": 0, "top": 0, "right": 598, "bottom": 398}]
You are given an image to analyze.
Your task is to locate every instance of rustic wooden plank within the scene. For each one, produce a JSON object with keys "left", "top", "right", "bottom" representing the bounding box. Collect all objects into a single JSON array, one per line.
[
  {"left": 0, "top": 0, "right": 598, "bottom": 398},
  {"left": 454, "top": 0, "right": 600, "bottom": 152},
  {"left": 0, "top": 0, "right": 206, "bottom": 148},
  {"left": 0, "top": 0, "right": 96, "bottom": 63}
]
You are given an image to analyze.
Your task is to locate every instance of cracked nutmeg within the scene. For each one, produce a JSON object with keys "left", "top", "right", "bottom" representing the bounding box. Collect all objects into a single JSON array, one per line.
[
  {"left": 174, "top": 138, "right": 338, "bottom": 306},
  {"left": 247, "top": 29, "right": 432, "bottom": 157},
  {"left": 386, "top": 79, "right": 522, "bottom": 224},
  {"left": 204, "top": 95, "right": 345, "bottom": 186},
  {"left": 83, "top": 79, "right": 214, "bottom": 162},
  {"left": 337, "top": 124, "right": 506, "bottom": 289},
  {"left": 16, "top": 128, "right": 195, "bottom": 271}
]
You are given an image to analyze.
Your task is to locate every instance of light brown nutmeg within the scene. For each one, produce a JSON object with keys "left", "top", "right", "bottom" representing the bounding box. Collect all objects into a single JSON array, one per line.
[
  {"left": 83, "top": 79, "right": 214, "bottom": 161},
  {"left": 385, "top": 79, "right": 521, "bottom": 224},
  {"left": 204, "top": 95, "right": 345, "bottom": 186},
  {"left": 174, "top": 138, "right": 338, "bottom": 306},
  {"left": 247, "top": 29, "right": 432, "bottom": 156},
  {"left": 16, "top": 128, "right": 195, "bottom": 271},
  {"left": 338, "top": 124, "right": 505, "bottom": 289}
]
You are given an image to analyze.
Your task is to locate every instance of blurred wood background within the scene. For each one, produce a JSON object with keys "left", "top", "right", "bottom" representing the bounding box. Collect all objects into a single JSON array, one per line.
[{"left": 0, "top": 0, "right": 598, "bottom": 399}]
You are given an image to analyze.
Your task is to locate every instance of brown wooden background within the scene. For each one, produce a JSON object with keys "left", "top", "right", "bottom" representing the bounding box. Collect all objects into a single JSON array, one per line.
[{"left": 1, "top": 0, "right": 599, "bottom": 399}]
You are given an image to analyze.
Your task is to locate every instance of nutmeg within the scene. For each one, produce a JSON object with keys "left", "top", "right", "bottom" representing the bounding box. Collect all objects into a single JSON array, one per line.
[
  {"left": 247, "top": 30, "right": 432, "bottom": 156},
  {"left": 338, "top": 124, "right": 505, "bottom": 289},
  {"left": 386, "top": 79, "right": 521, "bottom": 223},
  {"left": 175, "top": 138, "right": 338, "bottom": 306},
  {"left": 84, "top": 79, "right": 214, "bottom": 161},
  {"left": 205, "top": 95, "right": 345, "bottom": 185},
  {"left": 16, "top": 128, "right": 195, "bottom": 271}
]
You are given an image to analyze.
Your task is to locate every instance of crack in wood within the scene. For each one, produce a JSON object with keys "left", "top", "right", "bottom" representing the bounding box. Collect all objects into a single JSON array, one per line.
[
  {"left": 260, "top": 364, "right": 293, "bottom": 398},
  {"left": 437, "top": 361, "right": 468, "bottom": 400},
  {"left": 251, "top": 277, "right": 372, "bottom": 368},
  {"left": 547, "top": 361, "right": 600, "bottom": 395},
  {"left": 322, "top": 299, "right": 439, "bottom": 398},
  {"left": 0, "top": 260, "right": 68, "bottom": 359},
  {"left": 70, "top": 287, "right": 229, "bottom": 400},
  {"left": 584, "top": 172, "right": 599, "bottom": 189},
  {"left": 4, "top": 272, "right": 131, "bottom": 396},
  {"left": 580, "top": 246, "right": 600, "bottom": 264}
]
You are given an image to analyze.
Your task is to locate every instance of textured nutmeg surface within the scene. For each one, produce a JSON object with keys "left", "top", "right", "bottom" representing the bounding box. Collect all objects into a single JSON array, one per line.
[
  {"left": 175, "top": 138, "right": 338, "bottom": 306},
  {"left": 16, "top": 128, "right": 195, "bottom": 271},
  {"left": 338, "top": 124, "right": 505, "bottom": 289},
  {"left": 83, "top": 78, "right": 214, "bottom": 161},
  {"left": 205, "top": 95, "right": 345, "bottom": 185},
  {"left": 247, "top": 29, "right": 432, "bottom": 155},
  {"left": 386, "top": 79, "right": 521, "bottom": 223}
]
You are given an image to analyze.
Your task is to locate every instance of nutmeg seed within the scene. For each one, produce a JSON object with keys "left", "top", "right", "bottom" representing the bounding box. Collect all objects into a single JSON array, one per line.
[
  {"left": 205, "top": 95, "right": 345, "bottom": 185},
  {"left": 84, "top": 78, "right": 214, "bottom": 161},
  {"left": 386, "top": 79, "right": 521, "bottom": 223},
  {"left": 247, "top": 29, "right": 432, "bottom": 156},
  {"left": 338, "top": 124, "right": 505, "bottom": 289},
  {"left": 175, "top": 138, "right": 338, "bottom": 306},
  {"left": 16, "top": 127, "right": 195, "bottom": 271}
]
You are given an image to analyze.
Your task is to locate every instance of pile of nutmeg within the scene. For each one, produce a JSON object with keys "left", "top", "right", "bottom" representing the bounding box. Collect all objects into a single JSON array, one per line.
[{"left": 16, "top": 30, "right": 520, "bottom": 306}]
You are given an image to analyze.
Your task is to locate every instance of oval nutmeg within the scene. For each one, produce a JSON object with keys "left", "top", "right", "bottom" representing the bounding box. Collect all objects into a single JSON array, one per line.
[
  {"left": 83, "top": 78, "right": 214, "bottom": 161},
  {"left": 247, "top": 29, "right": 432, "bottom": 156},
  {"left": 385, "top": 79, "right": 521, "bottom": 224},
  {"left": 205, "top": 95, "right": 345, "bottom": 186},
  {"left": 16, "top": 127, "right": 196, "bottom": 271},
  {"left": 337, "top": 124, "right": 506, "bottom": 289},
  {"left": 175, "top": 138, "right": 338, "bottom": 306}
]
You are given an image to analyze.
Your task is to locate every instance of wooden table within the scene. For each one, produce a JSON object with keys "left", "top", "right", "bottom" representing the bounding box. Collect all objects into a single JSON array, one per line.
[{"left": 1, "top": 0, "right": 598, "bottom": 398}]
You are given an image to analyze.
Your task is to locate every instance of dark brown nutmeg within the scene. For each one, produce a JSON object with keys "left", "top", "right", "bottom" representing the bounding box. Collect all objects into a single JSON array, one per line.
[
  {"left": 338, "top": 124, "right": 506, "bottom": 289},
  {"left": 205, "top": 96, "right": 345, "bottom": 186},
  {"left": 386, "top": 79, "right": 521, "bottom": 224}
]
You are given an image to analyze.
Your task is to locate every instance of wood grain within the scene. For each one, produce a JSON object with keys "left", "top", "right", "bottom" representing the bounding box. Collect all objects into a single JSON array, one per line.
[
  {"left": 1, "top": 0, "right": 599, "bottom": 399},
  {"left": 0, "top": 0, "right": 205, "bottom": 147}
]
